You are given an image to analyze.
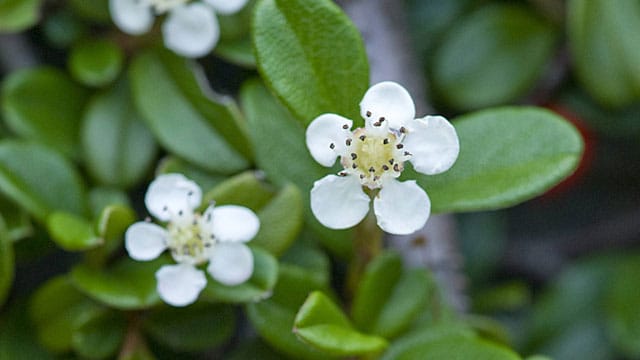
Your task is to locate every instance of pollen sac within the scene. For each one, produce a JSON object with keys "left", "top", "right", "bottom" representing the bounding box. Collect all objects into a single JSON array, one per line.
[
  {"left": 167, "top": 214, "right": 215, "bottom": 264},
  {"left": 341, "top": 127, "right": 408, "bottom": 189}
]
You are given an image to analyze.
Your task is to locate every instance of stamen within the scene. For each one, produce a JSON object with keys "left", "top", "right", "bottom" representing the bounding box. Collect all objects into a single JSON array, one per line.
[
  {"left": 383, "top": 138, "right": 389, "bottom": 144},
  {"left": 368, "top": 167, "right": 375, "bottom": 172},
  {"left": 389, "top": 159, "right": 395, "bottom": 165},
  {"left": 404, "top": 151, "right": 412, "bottom": 156},
  {"left": 393, "top": 163, "right": 401, "bottom": 172},
  {"left": 187, "top": 191, "right": 193, "bottom": 196},
  {"left": 346, "top": 138, "right": 352, "bottom": 146},
  {"left": 359, "top": 135, "right": 366, "bottom": 141},
  {"left": 400, "top": 127, "right": 407, "bottom": 133},
  {"left": 360, "top": 174, "right": 365, "bottom": 179},
  {"left": 396, "top": 144, "right": 404, "bottom": 149},
  {"left": 373, "top": 121, "right": 381, "bottom": 127},
  {"left": 379, "top": 117, "right": 385, "bottom": 122},
  {"left": 178, "top": 210, "right": 183, "bottom": 216},
  {"left": 338, "top": 171, "right": 347, "bottom": 177},
  {"left": 352, "top": 163, "right": 358, "bottom": 169},
  {"left": 351, "top": 153, "right": 357, "bottom": 160},
  {"left": 329, "top": 143, "right": 335, "bottom": 149},
  {"left": 366, "top": 111, "right": 372, "bottom": 117},
  {"left": 382, "top": 165, "right": 389, "bottom": 171},
  {"left": 162, "top": 205, "right": 168, "bottom": 212},
  {"left": 342, "top": 124, "right": 349, "bottom": 129},
  {"left": 373, "top": 175, "right": 380, "bottom": 181}
]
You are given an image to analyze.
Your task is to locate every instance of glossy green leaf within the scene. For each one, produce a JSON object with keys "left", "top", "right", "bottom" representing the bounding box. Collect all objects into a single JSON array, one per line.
[
  {"left": 252, "top": 183, "right": 303, "bottom": 256},
  {"left": 88, "top": 187, "right": 130, "bottom": 219},
  {"left": 144, "top": 303, "right": 236, "bottom": 352},
  {"left": 432, "top": 4, "right": 556, "bottom": 110},
  {"left": 0, "top": 141, "right": 87, "bottom": 221},
  {"left": 1, "top": 67, "right": 88, "bottom": 156},
  {"left": 204, "top": 171, "right": 275, "bottom": 210},
  {"left": 417, "top": 107, "right": 583, "bottom": 213},
  {"left": 96, "top": 204, "right": 135, "bottom": 243},
  {"left": 240, "top": 79, "right": 352, "bottom": 256},
  {"left": 81, "top": 80, "right": 157, "bottom": 188},
  {"left": 0, "top": 216, "right": 13, "bottom": 306},
  {"left": 201, "top": 247, "right": 278, "bottom": 303},
  {"left": 568, "top": 0, "right": 640, "bottom": 107},
  {"left": 0, "top": 194, "right": 32, "bottom": 241},
  {"left": 252, "top": 0, "right": 369, "bottom": 123},
  {"left": 351, "top": 252, "right": 431, "bottom": 338},
  {"left": 30, "top": 276, "right": 103, "bottom": 352},
  {"left": 0, "top": 0, "right": 42, "bottom": 32},
  {"left": 130, "top": 50, "right": 250, "bottom": 173},
  {"left": 71, "top": 256, "right": 169, "bottom": 310},
  {"left": 294, "top": 291, "right": 388, "bottom": 356},
  {"left": 72, "top": 310, "right": 126, "bottom": 359},
  {"left": 46, "top": 211, "right": 102, "bottom": 251},
  {"left": 69, "top": 39, "right": 124, "bottom": 87},
  {"left": 381, "top": 323, "right": 475, "bottom": 360}
]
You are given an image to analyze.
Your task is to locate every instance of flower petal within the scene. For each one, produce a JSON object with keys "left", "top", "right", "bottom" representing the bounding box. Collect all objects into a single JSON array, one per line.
[
  {"left": 144, "top": 173, "right": 202, "bottom": 221},
  {"left": 203, "top": 0, "right": 248, "bottom": 15},
  {"left": 359, "top": 81, "right": 415, "bottom": 131},
  {"left": 306, "top": 114, "right": 353, "bottom": 167},
  {"left": 156, "top": 264, "right": 207, "bottom": 306},
  {"left": 162, "top": 3, "right": 219, "bottom": 58},
  {"left": 207, "top": 205, "right": 259, "bottom": 243},
  {"left": 403, "top": 115, "right": 460, "bottom": 175},
  {"left": 207, "top": 243, "right": 253, "bottom": 286},
  {"left": 310, "top": 174, "right": 370, "bottom": 229},
  {"left": 109, "top": 0, "right": 154, "bottom": 35},
  {"left": 373, "top": 179, "right": 430, "bottom": 235},
  {"left": 125, "top": 222, "right": 168, "bottom": 261}
]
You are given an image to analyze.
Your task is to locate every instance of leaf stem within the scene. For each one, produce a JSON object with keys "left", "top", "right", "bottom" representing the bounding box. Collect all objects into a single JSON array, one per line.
[{"left": 346, "top": 210, "right": 383, "bottom": 302}]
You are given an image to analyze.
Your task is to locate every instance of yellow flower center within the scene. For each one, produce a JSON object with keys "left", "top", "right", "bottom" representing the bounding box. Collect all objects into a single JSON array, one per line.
[{"left": 166, "top": 213, "right": 215, "bottom": 265}]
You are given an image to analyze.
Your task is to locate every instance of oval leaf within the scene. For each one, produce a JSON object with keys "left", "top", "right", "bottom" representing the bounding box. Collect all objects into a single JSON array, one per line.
[
  {"left": 382, "top": 335, "right": 520, "bottom": 360},
  {"left": 0, "top": 0, "right": 42, "bottom": 32},
  {"left": 253, "top": 183, "right": 303, "bottom": 256},
  {"left": 71, "top": 310, "right": 126, "bottom": 359},
  {"left": 0, "top": 216, "right": 14, "bottom": 306},
  {"left": 417, "top": 107, "right": 583, "bottom": 213},
  {"left": 46, "top": 211, "right": 102, "bottom": 252},
  {"left": 252, "top": 0, "right": 369, "bottom": 122},
  {"left": 69, "top": 39, "right": 124, "bottom": 87}
]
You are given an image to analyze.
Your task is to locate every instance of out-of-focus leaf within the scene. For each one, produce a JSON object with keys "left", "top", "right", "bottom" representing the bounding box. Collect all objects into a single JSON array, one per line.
[
  {"left": 417, "top": 107, "right": 583, "bottom": 213},
  {"left": 252, "top": 0, "right": 368, "bottom": 123},
  {"left": 88, "top": 187, "right": 130, "bottom": 219},
  {"left": 294, "top": 291, "right": 388, "bottom": 356},
  {"left": 0, "top": 141, "right": 86, "bottom": 221},
  {"left": 81, "top": 80, "right": 157, "bottom": 188},
  {"left": 143, "top": 303, "right": 236, "bottom": 352},
  {"left": 568, "top": 0, "right": 640, "bottom": 107},
  {"left": 43, "top": 9, "right": 86, "bottom": 48},
  {"left": 605, "top": 256, "right": 640, "bottom": 357},
  {"left": 201, "top": 247, "right": 278, "bottom": 303},
  {"left": 0, "top": 301, "right": 53, "bottom": 359},
  {"left": 68, "top": 0, "right": 110, "bottom": 22},
  {"left": 72, "top": 310, "right": 126, "bottom": 359},
  {"left": 130, "top": 50, "right": 250, "bottom": 173},
  {"left": 69, "top": 39, "right": 123, "bottom": 87},
  {"left": 1, "top": 67, "right": 88, "bottom": 156},
  {"left": 0, "top": 0, "right": 42, "bottom": 32},
  {"left": 71, "top": 256, "right": 170, "bottom": 310},
  {"left": 204, "top": 171, "right": 274, "bottom": 210},
  {"left": 432, "top": 4, "right": 556, "bottom": 110},
  {"left": 156, "top": 156, "right": 226, "bottom": 193},
  {"left": 46, "top": 211, "right": 102, "bottom": 251},
  {"left": 215, "top": 0, "right": 255, "bottom": 67},
  {"left": 0, "top": 194, "right": 32, "bottom": 241},
  {"left": 240, "top": 79, "right": 352, "bottom": 257},
  {"left": 226, "top": 338, "right": 284, "bottom": 360},
  {"left": 380, "top": 323, "right": 475, "bottom": 360},
  {"left": 0, "top": 216, "right": 14, "bottom": 306}
]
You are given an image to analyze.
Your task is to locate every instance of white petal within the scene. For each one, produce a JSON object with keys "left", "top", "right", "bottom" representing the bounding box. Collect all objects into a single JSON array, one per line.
[
  {"left": 144, "top": 173, "right": 202, "bottom": 221},
  {"left": 306, "top": 114, "right": 353, "bottom": 167},
  {"left": 359, "top": 81, "right": 415, "bottom": 131},
  {"left": 403, "top": 115, "right": 460, "bottom": 175},
  {"left": 203, "top": 0, "right": 248, "bottom": 15},
  {"left": 109, "top": 0, "right": 154, "bottom": 35},
  {"left": 125, "top": 222, "right": 168, "bottom": 261},
  {"left": 373, "top": 179, "right": 430, "bottom": 235},
  {"left": 208, "top": 205, "right": 259, "bottom": 243},
  {"left": 310, "top": 174, "right": 370, "bottom": 229},
  {"left": 156, "top": 264, "right": 207, "bottom": 306},
  {"left": 162, "top": 3, "right": 219, "bottom": 58},
  {"left": 207, "top": 243, "right": 253, "bottom": 286}
]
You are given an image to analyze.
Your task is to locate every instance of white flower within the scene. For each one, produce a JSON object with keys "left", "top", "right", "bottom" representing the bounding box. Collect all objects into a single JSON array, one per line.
[
  {"left": 109, "top": 0, "right": 248, "bottom": 58},
  {"left": 306, "top": 82, "right": 460, "bottom": 235},
  {"left": 125, "top": 173, "right": 259, "bottom": 306}
]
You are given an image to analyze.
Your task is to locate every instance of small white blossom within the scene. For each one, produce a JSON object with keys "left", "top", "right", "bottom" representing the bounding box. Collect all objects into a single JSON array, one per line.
[
  {"left": 125, "top": 173, "right": 259, "bottom": 306},
  {"left": 306, "top": 81, "right": 460, "bottom": 235},
  {"left": 109, "top": 0, "right": 248, "bottom": 58}
]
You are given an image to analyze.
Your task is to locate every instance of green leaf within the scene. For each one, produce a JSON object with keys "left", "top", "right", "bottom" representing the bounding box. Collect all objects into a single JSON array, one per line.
[
  {"left": 240, "top": 79, "right": 352, "bottom": 256},
  {"left": 71, "top": 256, "right": 169, "bottom": 310},
  {"left": 0, "top": 141, "right": 87, "bottom": 221},
  {"left": 72, "top": 310, "right": 126, "bottom": 359},
  {"left": 88, "top": 187, "right": 130, "bottom": 219},
  {"left": 204, "top": 171, "right": 275, "bottom": 210},
  {"left": 0, "top": 194, "right": 33, "bottom": 241},
  {"left": 156, "top": 156, "right": 226, "bottom": 192},
  {"left": 96, "top": 204, "right": 136, "bottom": 243},
  {"left": 0, "top": 0, "right": 42, "bottom": 32},
  {"left": 143, "top": 303, "right": 236, "bottom": 352},
  {"left": 201, "top": 247, "right": 278, "bottom": 303},
  {"left": 68, "top": 0, "right": 110, "bottom": 22},
  {"left": 384, "top": 335, "right": 520, "bottom": 360},
  {"left": 226, "top": 338, "right": 284, "bottom": 360},
  {"left": 417, "top": 107, "right": 583, "bottom": 213},
  {"left": 351, "top": 252, "right": 431, "bottom": 338},
  {"left": 0, "top": 215, "right": 14, "bottom": 306},
  {"left": 30, "top": 276, "right": 103, "bottom": 352},
  {"left": 0, "top": 300, "right": 54, "bottom": 359},
  {"left": 81, "top": 80, "right": 157, "bottom": 188},
  {"left": 568, "top": 0, "right": 640, "bottom": 107},
  {"left": 380, "top": 323, "right": 475, "bottom": 360},
  {"left": 605, "top": 256, "right": 640, "bottom": 357},
  {"left": 294, "top": 291, "right": 388, "bottom": 356},
  {"left": 130, "top": 50, "right": 250, "bottom": 173},
  {"left": 1, "top": 67, "right": 88, "bottom": 156},
  {"left": 46, "top": 211, "right": 102, "bottom": 251},
  {"left": 432, "top": 4, "right": 556, "bottom": 110},
  {"left": 252, "top": 0, "right": 369, "bottom": 123},
  {"left": 69, "top": 39, "right": 124, "bottom": 87},
  {"left": 253, "top": 183, "right": 303, "bottom": 256}
]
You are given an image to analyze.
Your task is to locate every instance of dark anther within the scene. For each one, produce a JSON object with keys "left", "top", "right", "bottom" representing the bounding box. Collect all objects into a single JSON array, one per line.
[
  {"left": 396, "top": 144, "right": 404, "bottom": 149},
  {"left": 368, "top": 167, "right": 375, "bottom": 172},
  {"left": 373, "top": 121, "right": 381, "bottom": 127},
  {"left": 400, "top": 126, "right": 407, "bottom": 133},
  {"left": 404, "top": 151, "right": 412, "bottom": 156},
  {"left": 374, "top": 175, "right": 380, "bottom": 181},
  {"left": 210, "top": 234, "right": 215, "bottom": 239},
  {"left": 382, "top": 165, "right": 389, "bottom": 171},
  {"left": 351, "top": 153, "right": 357, "bottom": 160},
  {"left": 187, "top": 191, "right": 193, "bottom": 196},
  {"left": 206, "top": 213, "right": 212, "bottom": 221},
  {"left": 383, "top": 138, "right": 389, "bottom": 144},
  {"left": 342, "top": 124, "right": 349, "bottom": 129},
  {"left": 389, "top": 159, "right": 395, "bottom": 165},
  {"left": 359, "top": 135, "right": 366, "bottom": 141},
  {"left": 393, "top": 163, "right": 401, "bottom": 172},
  {"left": 360, "top": 174, "right": 365, "bottom": 179},
  {"left": 379, "top": 117, "right": 385, "bottom": 122},
  {"left": 346, "top": 138, "right": 352, "bottom": 146},
  {"left": 178, "top": 210, "right": 183, "bottom": 216},
  {"left": 329, "top": 143, "right": 335, "bottom": 149},
  {"left": 339, "top": 171, "right": 347, "bottom": 177},
  {"left": 366, "top": 111, "right": 372, "bottom": 117},
  {"left": 352, "top": 163, "right": 358, "bottom": 169},
  {"left": 162, "top": 205, "right": 168, "bottom": 211}
]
